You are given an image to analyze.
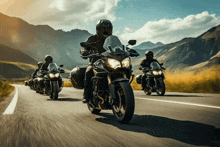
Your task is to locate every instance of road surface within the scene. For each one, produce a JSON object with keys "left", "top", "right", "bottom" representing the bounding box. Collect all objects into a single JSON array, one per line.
[{"left": 0, "top": 85, "right": 219, "bottom": 147}]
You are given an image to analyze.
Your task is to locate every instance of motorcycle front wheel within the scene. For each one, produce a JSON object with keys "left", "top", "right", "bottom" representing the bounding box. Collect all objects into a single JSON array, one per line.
[
  {"left": 144, "top": 90, "right": 151, "bottom": 95},
  {"left": 87, "top": 100, "right": 101, "bottom": 114},
  {"left": 52, "top": 81, "right": 59, "bottom": 100},
  {"left": 112, "top": 81, "right": 135, "bottom": 124},
  {"left": 156, "top": 80, "right": 165, "bottom": 96}
]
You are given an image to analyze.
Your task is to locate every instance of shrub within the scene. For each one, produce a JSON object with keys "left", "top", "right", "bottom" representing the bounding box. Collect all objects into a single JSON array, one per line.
[{"left": 0, "top": 81, "right": 15, "bottom": 99}]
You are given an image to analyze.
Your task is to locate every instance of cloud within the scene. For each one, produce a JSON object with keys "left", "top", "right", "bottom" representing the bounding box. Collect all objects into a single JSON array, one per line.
[
  {"left": 120, "top": 11, "right": 220, "bottom": 45},
  {"left": 123, "top": 26, "right": 133, "bottom": 33},
  {"left": 0, "top": 0, "right": 120, "bottom": 31}
]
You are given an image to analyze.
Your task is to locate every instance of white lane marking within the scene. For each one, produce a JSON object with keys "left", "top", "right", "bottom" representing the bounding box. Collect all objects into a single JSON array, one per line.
[
  {"left": 3, "top": 87, "right": 18, "bottom": 115},
  {"left": 68, "top": 88, "right": 220, "bottom": 109},
  {"left": 135, "top": 97, "right": 220, "bottom": 109}
]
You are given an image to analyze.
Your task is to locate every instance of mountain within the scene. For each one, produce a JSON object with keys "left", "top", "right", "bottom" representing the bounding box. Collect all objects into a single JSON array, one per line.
[
  {"left": 133, "top": 25, "right": 220, "bottom": 71},
  {"left": 0, "top": 61, "right": 36, "bottom": 80},
  {"left": 187, "top": 51, "right": 220, "bottom": 71},
  {"left": 0, "top": 44, "right": 38, "bottom": 80},
  {"left": 134, "top": 41, "right": 164, "bottom": 50},
  {"left": 0, "top": 12, "right": 92, "bottom": 70},
  {"left": 0, "top": 44, "right": 37, "bottom": 64}
]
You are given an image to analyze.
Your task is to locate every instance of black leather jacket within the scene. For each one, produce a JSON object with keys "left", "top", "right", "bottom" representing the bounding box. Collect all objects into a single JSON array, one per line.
[
  {"left": 140, "top": 59, "right": 159, "bottom": 70},
  {"left": 80, "top": 34, "right": 106, "bottom": 63},
  {"left": 40, "top": 62, "right": 51, "bottom": 71}
]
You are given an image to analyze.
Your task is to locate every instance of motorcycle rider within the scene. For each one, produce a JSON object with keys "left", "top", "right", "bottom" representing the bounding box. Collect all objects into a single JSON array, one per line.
[
  {"left": 32, "top": 62, "right": 43, "bottom": 78},
  {"left": 40, "top": 55, "right": 53, "bottom": 71},
  {"left": 31, "top": 62, "right": 43, "bottom": 88},
  {"left": 80, "top": 19, "right": 113, "bottom": 103},
  {"left": 139, "top": 51, "right": 159, "bottom": 90}
]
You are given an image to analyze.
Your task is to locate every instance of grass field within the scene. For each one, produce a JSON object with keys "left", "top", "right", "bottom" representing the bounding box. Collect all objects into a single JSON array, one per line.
[
  {"left": 64, "top": 68, "right": 220, "bottom": 93},
  {"left": 164, "top": 69, "right": 220, "bottom": 93},
  {"left": 0, "top": 81, "right": 15, "bottom": 100},
  {"left": 0, "top": 60, "right": 37, "bottom": 70}
]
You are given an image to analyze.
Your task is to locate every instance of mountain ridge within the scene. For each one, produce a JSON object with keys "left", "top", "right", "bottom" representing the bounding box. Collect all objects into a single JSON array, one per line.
[
  {"left": 0, "top": 12, "right": 92, "bottom": 69},
  {"left": 133, "top": 24, "right": 220, "bottom": 71}
]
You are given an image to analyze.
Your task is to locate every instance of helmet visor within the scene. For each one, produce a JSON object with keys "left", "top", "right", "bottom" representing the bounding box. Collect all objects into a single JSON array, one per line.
[
  {"left": 97, "top": 27, "right": 112, "bottom": 36},
  {"left": 147, "top": 54, "right": 153, "bottom": 59}
]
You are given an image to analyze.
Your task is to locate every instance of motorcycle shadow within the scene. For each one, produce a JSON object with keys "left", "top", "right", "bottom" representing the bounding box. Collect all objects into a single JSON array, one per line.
[{"left": 95, "top": 113, "right": 220, "bottom": 146}]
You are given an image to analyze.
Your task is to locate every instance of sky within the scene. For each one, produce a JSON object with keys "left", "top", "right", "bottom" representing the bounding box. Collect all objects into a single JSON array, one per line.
[{"left": 0, "top": 0, "right": 220, "bottom": 45}]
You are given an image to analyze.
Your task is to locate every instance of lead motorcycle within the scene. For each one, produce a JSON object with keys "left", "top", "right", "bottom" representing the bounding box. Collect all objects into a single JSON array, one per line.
[
  {"left": 70, "top": 35, "right": 139, "bottom": 123},
  {"left": 136, "top": 61, "right": 166, "bottom": 96}
]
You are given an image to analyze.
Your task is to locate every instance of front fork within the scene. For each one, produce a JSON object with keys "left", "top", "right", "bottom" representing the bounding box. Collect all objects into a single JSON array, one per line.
[
  {"left": 155, "top": 77, "right": 163, "bottom": 89},
  {"left": 107, "top": 73, "right": 127, "bottom": 105}
]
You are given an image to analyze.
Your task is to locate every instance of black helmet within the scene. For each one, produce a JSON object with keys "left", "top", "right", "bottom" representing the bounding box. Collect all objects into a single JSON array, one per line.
[
  {"left": 96, "top": 19, "right": 113, "bottom": 39},
  {"left": 45, "top": 55, "right": 53, "bottom": 63},
  {"left": 37, "top": 62, "right": 43, "bottom": 69},
  {"left": 145, "top": 51, "right": 154, "bottom": 60}
]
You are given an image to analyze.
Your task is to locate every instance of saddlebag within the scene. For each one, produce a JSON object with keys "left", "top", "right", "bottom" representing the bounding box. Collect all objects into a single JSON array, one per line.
[
  {"left": 135, "top": 74, "right": 142, "bottom": 84},
  {"left": 70, "top": 66, "right": 86, "bottom": 89}
]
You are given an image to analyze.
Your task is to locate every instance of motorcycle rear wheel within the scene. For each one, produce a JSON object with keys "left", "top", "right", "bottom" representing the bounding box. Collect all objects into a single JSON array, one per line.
[{"left": 112, "top": 81, "right": 134, "bottom": 124}]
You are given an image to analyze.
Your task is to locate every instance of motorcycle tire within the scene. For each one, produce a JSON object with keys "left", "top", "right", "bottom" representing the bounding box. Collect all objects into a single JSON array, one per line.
[
  {"left": 87, "top": 100, "right": 101, "bottom": 114},
  {"left": 144, "top": 89, "right": 151, "bottom": 95},
  {"left": 112, "top": 81, "right": 135, "bottom": 124},
  {"left": 156, "top": 80, "right": 165, "bottom": 96},
  {"left": 52, "top": 81, "right": 59, "bottom": 100}
]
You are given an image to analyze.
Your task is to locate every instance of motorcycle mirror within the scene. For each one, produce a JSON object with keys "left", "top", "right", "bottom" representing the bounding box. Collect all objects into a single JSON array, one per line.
[
  {"left": 128, "top": 40, "right": 136, "bottom": 45},
  {"left": 60, "top": 64, "right": 64, "bottom": 67},
  {"left": 60, "top": 69, "right": 65, "bottom": 73},
  {"left": 80, "top": 42, "right": 90, "bottom": 47}
]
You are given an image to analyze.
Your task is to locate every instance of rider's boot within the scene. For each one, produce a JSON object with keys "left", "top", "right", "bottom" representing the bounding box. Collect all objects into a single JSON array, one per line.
[
  {"left": 82, "top": 80, "right": 92, "bottom": 103},
  {"left": 141, "top": 78, "right": 147, "bottom": 90}
]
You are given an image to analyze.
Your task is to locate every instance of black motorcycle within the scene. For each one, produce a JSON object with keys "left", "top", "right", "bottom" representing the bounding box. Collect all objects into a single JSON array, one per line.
[
  {"left": 136, "top": 61, "right": 166, "bottom": 96},
  {"left": 25, "top": 75, "right": 33, "bottom": 89},
  {"left": 34, "top": 71, "right": 45, "bottom": 94},
  {"left": 70, "top": 35, "right": 139, "bottom": 123},
  {"left": 43, "top": 63, "right": 65, "bottom": 100}
]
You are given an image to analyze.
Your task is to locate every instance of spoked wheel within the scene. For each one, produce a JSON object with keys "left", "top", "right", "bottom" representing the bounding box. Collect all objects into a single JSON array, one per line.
[
  {"left": 156, "top": 80, "right": 165, "bottom": 96},
  {"left": 87, "top": 100, "right": 101, "bottom": 114},
  {"left": 112, "top": 81, "right": 135, "bottom": 124}
]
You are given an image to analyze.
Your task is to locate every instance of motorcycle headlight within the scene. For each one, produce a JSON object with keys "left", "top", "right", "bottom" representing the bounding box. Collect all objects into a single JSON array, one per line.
[
  {"left": 152, "top": 71, "right": 159, "bottom": 75},
  {"left": 37, "top": 77, "right": 42, "bottom": 80},
  {"left": 108, "top": 58, "right": 121, "bottom": 69},
  {"left": 49, "top": 73, "right": 55, "bottom": 78},
  {"left": 122, "top": 57, "right": 130, "bottom": 68},
  {"left": 152, "top": 71, "right": 163, "bottom": 75},
  {"left": 55, "top": 73, "right": 60, "bottom": 78}
]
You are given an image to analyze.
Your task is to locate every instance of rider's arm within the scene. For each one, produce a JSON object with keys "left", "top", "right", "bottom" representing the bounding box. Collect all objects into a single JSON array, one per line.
[
  {"left": 32, "top": 69, "right": 39, "bottom": 78},
  {"left": 80, "top": 35, "right": 97, "bottom": 58}
]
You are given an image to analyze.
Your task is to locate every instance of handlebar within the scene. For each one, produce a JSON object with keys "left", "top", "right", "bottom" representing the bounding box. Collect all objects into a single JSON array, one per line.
[
  {"left": 39, "top": 70, "right": 48, "bottom": 74},
  {"left": 130, "top": 52, "right": 140, "bottom": 57},
  {"left": 81, "top": 53, "right": 101, "bottom": 59}
]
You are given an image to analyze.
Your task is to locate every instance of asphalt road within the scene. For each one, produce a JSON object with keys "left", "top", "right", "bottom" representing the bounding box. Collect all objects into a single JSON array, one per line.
[{"left": 0, "top": 85, "right": 220, "bottom": 147}]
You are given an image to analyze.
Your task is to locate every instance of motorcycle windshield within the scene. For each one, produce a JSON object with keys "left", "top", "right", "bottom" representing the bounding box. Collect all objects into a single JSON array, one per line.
[
  {"left": 150, "top": 61, "right": 161, "bottom": 70},
  {"left": 103, "top": 35, "right": 124, "bottom": 54},
  {"left": 48, "top": 63, "right": 59, "bottom": 72}
]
